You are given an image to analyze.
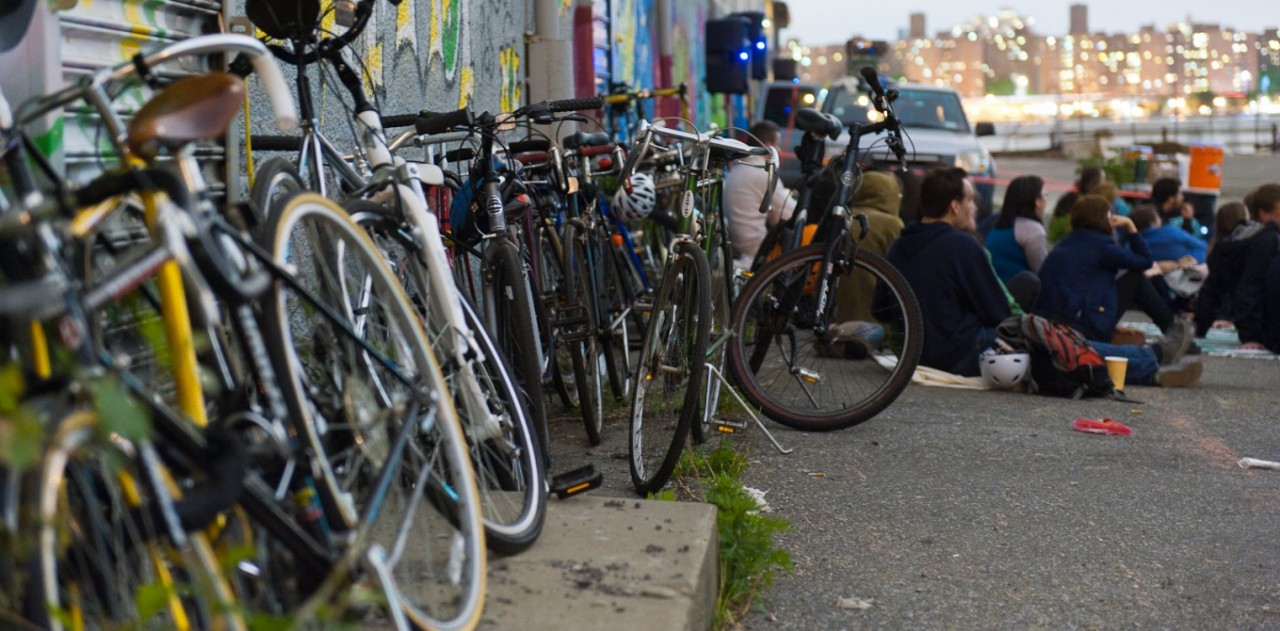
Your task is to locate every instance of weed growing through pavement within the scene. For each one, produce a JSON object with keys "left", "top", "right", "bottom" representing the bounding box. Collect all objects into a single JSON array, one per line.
[{"left": 656, "top": 441, "right": 792, "bottom": 630}]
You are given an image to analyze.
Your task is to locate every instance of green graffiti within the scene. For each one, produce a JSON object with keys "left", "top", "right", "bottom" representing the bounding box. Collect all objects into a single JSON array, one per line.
[
  {"left": 442, "top": 0, "right": 461, "bottom": 76},
  {"left": 33, "top": 117, "right": 63, "bottom": 158}
]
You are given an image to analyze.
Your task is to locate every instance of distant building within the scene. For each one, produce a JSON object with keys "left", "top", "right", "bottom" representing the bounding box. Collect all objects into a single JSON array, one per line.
[
  {"left": 1069, "top": 4, "right": 1088, "bottom": 36},
  {"left": 910, "top": 13, "right": 926, "bottom": 39}
]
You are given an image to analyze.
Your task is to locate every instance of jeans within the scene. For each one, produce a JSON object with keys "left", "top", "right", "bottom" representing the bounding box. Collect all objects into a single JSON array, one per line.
[{"left": 1090, "top": 340, "right": 1159, "bottom": 385}]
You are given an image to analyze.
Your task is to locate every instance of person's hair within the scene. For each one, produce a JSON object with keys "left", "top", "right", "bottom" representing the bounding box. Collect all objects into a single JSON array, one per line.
[
  {"left": 1151, "top": 177, "right": 1181, "bottom": 213},
  {"left": 1244, "top": 183, "right": 1280, "bottom": 218},
  {"left": 1129, "top": 205, "right": 1160, "bottom": 231},
  {"left": 918, "top": 167, "right": 969, "bottom": 219},
  {"left": 1077, "top": 166, "right": 1105, "bottom": 195},
  {"left": 747, "top": 120, "right": 780, "bottom": 147},
  {"left": 1095, "top": 181, "right": 1118, "bottom": 202},
  {"left": 1070, "top": 194, "right": 1114, "bottom": 235},
  {"left": 1052, "top": 190, "right": 1079, "bottom": 218},
  {"left": 1210, "top": 201, "right": 1249, "bottom": 253},
  {"left": 995, "top": 175, "right": 1044, "bottom": 229}
]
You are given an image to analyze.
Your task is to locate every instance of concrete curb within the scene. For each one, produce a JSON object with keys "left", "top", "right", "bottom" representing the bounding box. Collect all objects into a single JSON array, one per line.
[{"left": 480, "top": 496, "right": 718, "bottom": 631}]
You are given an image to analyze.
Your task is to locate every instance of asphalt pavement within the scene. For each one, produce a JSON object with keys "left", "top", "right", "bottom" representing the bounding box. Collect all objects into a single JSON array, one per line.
[{"left": 545, "top": 350, "right": 1280, "bottom": 629}]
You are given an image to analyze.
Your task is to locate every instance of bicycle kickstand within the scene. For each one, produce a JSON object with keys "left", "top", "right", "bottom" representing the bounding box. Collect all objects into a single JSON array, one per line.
[
  {"left": 705, "top": 363, "right": 794, "bottom": 455},
  {"left": 365, "top": 543, "right": 412, "bottom": 631}
]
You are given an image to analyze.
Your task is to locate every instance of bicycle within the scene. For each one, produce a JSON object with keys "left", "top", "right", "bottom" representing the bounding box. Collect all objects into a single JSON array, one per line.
[
  {"left": 1, "top": 32, "right": 487, "bottom": 630},
  {"left": 616, "top": 118, "right": 778, "bottom": 495},
  {"left": 243, "top": 0, "right": 551, "bottom": 555},
  {"left": 726, "top": 67, "right": 925, "bottom": 432}
]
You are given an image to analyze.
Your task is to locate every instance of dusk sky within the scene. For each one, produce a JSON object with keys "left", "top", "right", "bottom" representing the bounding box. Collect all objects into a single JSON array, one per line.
[{"left": 779, "top": 1, "right": 1280, "bottom": 45}]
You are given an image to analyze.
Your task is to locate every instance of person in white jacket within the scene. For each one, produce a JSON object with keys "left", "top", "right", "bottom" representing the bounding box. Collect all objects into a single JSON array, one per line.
[{"left": 724, "top": 120, "right": 796, "bottom": 261}]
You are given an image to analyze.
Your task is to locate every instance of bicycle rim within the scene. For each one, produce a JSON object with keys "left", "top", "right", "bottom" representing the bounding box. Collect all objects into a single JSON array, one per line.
[
  {"left": 728, "top": 244, "right": 923, "bottom": 431},
  {"left": 629, "top": 240, "right": 711, "bottom": 495},
  {"left": 261, "top": 192, "right": 486, "bottom": 628}
]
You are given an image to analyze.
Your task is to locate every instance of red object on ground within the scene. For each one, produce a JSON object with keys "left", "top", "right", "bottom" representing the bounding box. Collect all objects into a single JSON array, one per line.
[{"left": 1072, "top": 418, "right": 1133, "bottom": 436}]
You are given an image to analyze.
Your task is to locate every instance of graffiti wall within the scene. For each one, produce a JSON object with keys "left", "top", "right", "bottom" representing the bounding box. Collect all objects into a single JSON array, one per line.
[
  {"left": 237, "top": 0, "right": 528, "bottom": 189},
  {"left": 608, "top": 0, "right": 710, "bottom": 129}
]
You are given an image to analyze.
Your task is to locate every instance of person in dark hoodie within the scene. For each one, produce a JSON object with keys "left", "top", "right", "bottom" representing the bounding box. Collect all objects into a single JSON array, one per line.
[
  {"left": 1195, "top": 183, "right": 1280, "bottom": 350},
  {"left": 882, "top": 167, "right": 1009, "bottom": 375}
]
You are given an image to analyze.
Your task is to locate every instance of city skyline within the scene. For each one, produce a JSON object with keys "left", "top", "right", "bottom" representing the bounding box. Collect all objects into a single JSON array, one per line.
[{"left": 779, "top": 0, "right": 1277, "bottom": 45}]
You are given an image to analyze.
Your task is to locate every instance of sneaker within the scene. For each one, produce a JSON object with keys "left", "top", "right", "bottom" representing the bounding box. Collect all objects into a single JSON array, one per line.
[
  {"left": 1156, "top": 319, "right": 1194, "bottom": 365},
  {"left": 1154, "top": 357, "right": 1203, "bottom": 387},
  {"left": 831, "top": 321, "right": 886, "bottom": 348}
]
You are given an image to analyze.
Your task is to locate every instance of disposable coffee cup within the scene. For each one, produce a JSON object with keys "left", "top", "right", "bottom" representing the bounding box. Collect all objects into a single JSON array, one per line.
[{"left": 1104, "top": 356, "right": 1128, "bottom": 391}]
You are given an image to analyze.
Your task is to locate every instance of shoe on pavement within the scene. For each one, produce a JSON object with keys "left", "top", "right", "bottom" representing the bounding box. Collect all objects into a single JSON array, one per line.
[
  {"left": 1157, "top": 319, "right": 1194, "bottom": 365},
  {"left": 1154, "top": 357, "right": 1203, "bottom": 387}
]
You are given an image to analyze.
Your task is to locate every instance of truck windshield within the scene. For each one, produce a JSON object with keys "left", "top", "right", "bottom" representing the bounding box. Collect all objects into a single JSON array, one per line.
[{"left": 827, "top": 87, "right": 971, "bottom": 134}]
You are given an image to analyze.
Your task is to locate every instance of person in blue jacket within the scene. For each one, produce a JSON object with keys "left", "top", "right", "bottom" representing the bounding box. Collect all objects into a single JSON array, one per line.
[
  {"left": 1131, "top": 205, "right": 1208, "bottom": 265},
  {"left": 1035, "top": 195, "right": 1198, "bottom": 382}
]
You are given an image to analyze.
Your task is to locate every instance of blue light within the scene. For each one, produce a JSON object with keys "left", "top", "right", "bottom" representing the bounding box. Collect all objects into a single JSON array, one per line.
[
  {"left": 756, "top": 41, "right": 766, "bottom": 50},
  {"left": 738, "top": 51, "right": 750, "bottom": 61}
]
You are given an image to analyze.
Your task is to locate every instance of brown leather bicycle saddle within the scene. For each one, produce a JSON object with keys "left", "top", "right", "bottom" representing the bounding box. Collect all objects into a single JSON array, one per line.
[
  {"left": 246, "top": 0, "right": 321, "bottom": 41},
  {"left": 127, "top": 72, "right": 245, "bottom": 159}
]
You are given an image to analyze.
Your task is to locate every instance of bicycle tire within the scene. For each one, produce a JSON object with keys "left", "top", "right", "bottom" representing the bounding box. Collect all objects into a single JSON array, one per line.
[
  {"left": 31, "top": 409, "right": 242, "bottom": 631},
  {"left": 598, "top": 229, "right": 639, "bottom": 401},
  {"left": 258, "top": 192, "right": 486, "bottom": 629},
  {"left": 693, "top": 223, "right": 736, "bottom": 444},
  {"left": 727, "top": 244, "right": 923, "bottom": 431},
  {"left": 348, "top": 200, "right": 546, "bottom": 555},
  {"left": 561, "top": 222, "right": 605, "bottom": 445},
  {"left": 628, "top": 239, "right": 712, "bottom": 495},
  {"left": 485, "top": 238, "right": 552, "bottom": 465},
  {"left": 249, "top": 156, "right": 306, "bottom": 223}
]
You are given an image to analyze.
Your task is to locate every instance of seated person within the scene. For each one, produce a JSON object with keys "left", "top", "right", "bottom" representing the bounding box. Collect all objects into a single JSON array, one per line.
[
  {"left": 724, "top": 120, "right": 796, "bottom": 261},
  {"left": 984, "top": 175, "right": 1047, "bottom": 311},
  {"left": 881, "top": 168, "right": 1198, "bottom": 385},
  {"left": 833, "top": 170, "right": 905, "bottom": 324},
  {"left": 1037, "top": 194, "right": 1191, "bottom": 344},
  {"left": 1195, "top": 184, "right": 1280, "bottom": 350},
  {"left": 1130, "top": 204, "right": 1207, "bottom": 266}
]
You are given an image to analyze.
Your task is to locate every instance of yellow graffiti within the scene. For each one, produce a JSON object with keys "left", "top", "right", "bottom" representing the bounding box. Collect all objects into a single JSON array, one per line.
[
  {"left": 458, "top": 66, "right": 474, "bottom": 109},
  {"left": 321, "top": 0, "right": 336, "bottom": 37},
  {"left": 397, "top": 0, "right": 411, "bottom": 31},
  {"left": 119, "top": 37, "right": 145, "bottom": 65},
  {"left": 499, "top": 47, "right": 522, "bottom": 113},
  {"left": 365, "top": 42, "right": 383, "bottom": 94},
  {"left": 560, "top": 0, "right": 572, "bottom": 14},
  {"left": 428, "top": 0, "right": 441, "bottom": 56},
  {"left": 123, "top": 0, "right": 148, "bottom": 36}
]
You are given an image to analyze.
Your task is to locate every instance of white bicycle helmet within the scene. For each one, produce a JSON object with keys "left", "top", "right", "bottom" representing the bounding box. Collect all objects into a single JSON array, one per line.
[
  {"left": 980, "top": 352, "right": 1030, "bottom": 389},
  {"left": 611, "top": 172, "right": 657, "bottom": 223}
]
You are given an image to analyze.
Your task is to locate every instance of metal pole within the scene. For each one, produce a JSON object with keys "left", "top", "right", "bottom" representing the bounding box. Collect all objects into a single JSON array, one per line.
[{"left": 529, "top": 0, "right": 576, "bottom": 132}]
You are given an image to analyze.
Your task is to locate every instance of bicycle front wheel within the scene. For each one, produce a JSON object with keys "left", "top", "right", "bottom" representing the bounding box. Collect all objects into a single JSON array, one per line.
[
  {"left": 727, "top": 244, "right": 923, "bottom": 431},
  {"left": 31, "top": 409, "right": 241, "bottom": 631},
  {"left": 259, "top": 192, "right": 486, "bottom": 629},
  {"left": 629, "top": 240, "right": 711, "bottom": 495}
]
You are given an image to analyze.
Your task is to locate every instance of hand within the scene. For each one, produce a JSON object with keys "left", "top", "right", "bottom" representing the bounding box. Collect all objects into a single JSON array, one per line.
[
  {"left": 1177, "top": 255, "right": 1197, "bottom": 268},
  {"left": 1109, "top": 215, "right": 1136, "bottom": 234},
  {"left": 1157, "top": 261, "right": 1180, "bottom": 274},
  {"left": 1239, "top": 342, "right": 1267, "bottom": 351}
]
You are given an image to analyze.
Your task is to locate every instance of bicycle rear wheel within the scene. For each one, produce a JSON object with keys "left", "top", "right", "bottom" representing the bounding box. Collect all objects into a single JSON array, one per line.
[
  {"left": 350, "top": 201, "right": 547, "bottom": 555},
  {"left": 562, "top": 223, "right": 605, "bottom": 445},
  {"left": 727, "top": 243, "right": 923, "bottom": 431},
  {"left": 259, "top": 192, "right": 486, "bottom": 629},
  {"left": 628, "top": 240, "right": 711, "bottom": 495}
]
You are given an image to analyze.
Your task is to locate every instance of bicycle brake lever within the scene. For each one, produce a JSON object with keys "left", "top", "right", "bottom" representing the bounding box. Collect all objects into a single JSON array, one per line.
[
  {"left": 757, "top": 146, "right": 780, "bottom": 215},
  {"left": 855, "top": 212, "right": 870, "bottom": 241}
]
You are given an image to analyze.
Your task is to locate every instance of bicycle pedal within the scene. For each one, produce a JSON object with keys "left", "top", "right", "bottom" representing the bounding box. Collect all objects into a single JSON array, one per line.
[
  {"left": 550, "top": 464, "right": 603, "bottom": 499},
  {"left": 796, "top": 367, "right": 824, "bottom": 384},
  {"left": 712, "top": 417, "right": 747, "bottom": 433}
]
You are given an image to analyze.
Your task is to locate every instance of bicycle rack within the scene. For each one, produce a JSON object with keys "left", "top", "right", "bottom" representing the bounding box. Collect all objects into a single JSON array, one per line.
[{"left": 705, "top": 363, "right": 793, "bottom": 455}]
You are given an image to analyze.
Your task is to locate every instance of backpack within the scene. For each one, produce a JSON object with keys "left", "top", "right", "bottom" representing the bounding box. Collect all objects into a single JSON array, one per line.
[{"left": 997, "top": 314, "right": 1114, "bottom": 399}]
